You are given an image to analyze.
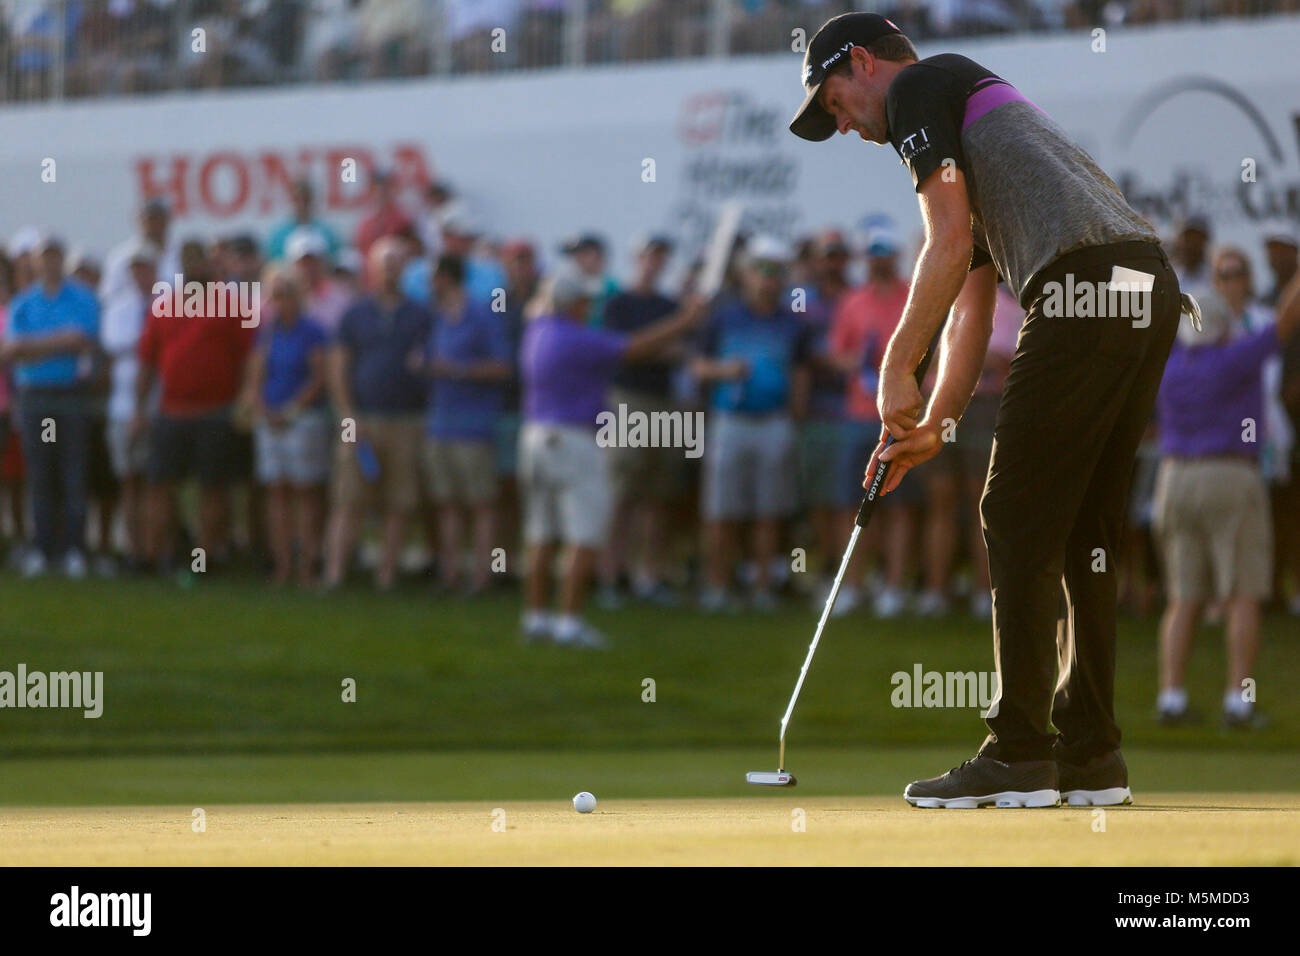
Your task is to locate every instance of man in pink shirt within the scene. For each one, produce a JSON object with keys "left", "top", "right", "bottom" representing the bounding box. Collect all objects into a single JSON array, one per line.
[
  {"left": 353, "top": 169, "right": 413, "bottom": 275},
  {"left": 287, "top": 228, "right": 354, "bottom": 335},
  {"left": 827, "top": 225, "right": 914, "bottom": 617}
]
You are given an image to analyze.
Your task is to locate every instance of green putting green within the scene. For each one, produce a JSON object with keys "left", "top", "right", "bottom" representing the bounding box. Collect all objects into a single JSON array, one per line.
[{"left": 0, "top": 574, "right": 1293, "bottom": 808}]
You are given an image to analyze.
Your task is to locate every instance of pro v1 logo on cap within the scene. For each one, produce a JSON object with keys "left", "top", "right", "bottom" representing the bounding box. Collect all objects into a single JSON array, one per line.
[
  {"left": 817, "top": 42, "right": 856, "bottom": 75},
  {"left": 789, "top": 12, "right": 906, "bottom": 141}
]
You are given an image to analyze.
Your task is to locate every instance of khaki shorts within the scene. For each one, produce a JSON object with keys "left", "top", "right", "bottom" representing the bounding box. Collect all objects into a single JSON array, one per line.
[
  {"left": 605, "top": 387, "right": 683, "bottom": 502},
  {"left": 423, "top": 438, "right": 497, "bottom": 506},
  {"left": 332, "top": 415, "right": 422, "bottom": 512},
  {"left": 518, "top": 422, "right": 611, "bottom": 548},
  {"left": 1153, "top": 458, "right": 1272, "bottom": 601},
  {"left": 702, "top": 412, "right": 797, "bottom": 521}
]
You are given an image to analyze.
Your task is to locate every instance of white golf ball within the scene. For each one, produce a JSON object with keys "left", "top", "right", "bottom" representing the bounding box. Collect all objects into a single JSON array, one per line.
[{"left": 572, "top": 791, "right": 597, "bottom": 813}]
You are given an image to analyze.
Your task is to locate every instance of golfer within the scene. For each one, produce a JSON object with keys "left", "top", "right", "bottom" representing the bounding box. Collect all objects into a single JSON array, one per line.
[{"left": 791, "top": 13, "right": 1191, "bottom": 807}]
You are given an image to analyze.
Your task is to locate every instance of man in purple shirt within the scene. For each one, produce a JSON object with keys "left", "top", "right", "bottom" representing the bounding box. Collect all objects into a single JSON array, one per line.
[
  {"left": 418, "top": 255, "right": 512, "bottom": 595},
  {"left": 1153, "top": 259, "right": 1300, "bottom": 729},
  {"left": 518, "top": 269, "right": 703, "bottom": 648}
]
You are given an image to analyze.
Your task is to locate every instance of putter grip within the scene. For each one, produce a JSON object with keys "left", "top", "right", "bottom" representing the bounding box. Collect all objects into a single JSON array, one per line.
[
  {"left": 854, "top": 441, "right": 894, "bottom": 528},
  {"left": 854, "top": 341, "right": 940, "bottom": 529}
]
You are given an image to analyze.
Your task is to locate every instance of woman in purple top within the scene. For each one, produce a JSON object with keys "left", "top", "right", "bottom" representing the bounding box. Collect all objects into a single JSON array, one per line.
[
  {"left": 1153, "top": 249, "right": 1300, "bottom": 729},
  {"left": 517, "top": 269, "right": 703, "bottom": 648}
]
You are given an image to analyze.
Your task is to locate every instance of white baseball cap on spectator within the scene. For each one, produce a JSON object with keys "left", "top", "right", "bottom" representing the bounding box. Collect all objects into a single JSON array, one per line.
[
  {"left": 9, "top": 225, "right": 42, "bottom": 257},
  {"left": 31, "top": 233, "right": 66, "bottom": 256},
  {"left": 441, "top": 202, "right": 482, "bottom": 238},
  {"left": 865, "top": 224, "right": 901, "bottom": 258},
  {"left": 67, "top": 248, "right": 100, "bottom": 273},
  {"left": 1263, "top": 221, "right": 1299, "bottom": 249},
  {"left": 746, "top": 234, "right": 791, "bottom": 266},
  {"left": 124, "top": 238, "right": 160, "bottom": 266},
  {"left": 285, "top": 226, "right": 330, "bottom": 263},
  {"left": 334, "top": 247, "right": 363, "bottom": 275},
  {"left": 549, "top": 264, "right": 602, "bottom": 313}
]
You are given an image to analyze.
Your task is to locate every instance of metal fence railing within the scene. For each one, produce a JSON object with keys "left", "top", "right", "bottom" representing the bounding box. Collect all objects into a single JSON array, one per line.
[{"left": 1, "top": 0, "right": 1293, "bottom": 105}]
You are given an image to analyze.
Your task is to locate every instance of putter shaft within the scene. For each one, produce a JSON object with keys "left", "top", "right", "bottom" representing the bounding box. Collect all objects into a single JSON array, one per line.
[
  {"left": 771, "top": 333, "right": 940, "bottom": 776},
  {"left": 772, "top": 333, "right": 940, "bottom": 773},
  {"left": 777, "top": 523, "right": 863, "bottom": 767}
]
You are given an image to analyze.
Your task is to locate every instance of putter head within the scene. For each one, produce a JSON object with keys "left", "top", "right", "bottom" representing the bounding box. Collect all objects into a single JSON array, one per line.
[{"left": 746, "top": 770, "right": 797, "bottom": 787}]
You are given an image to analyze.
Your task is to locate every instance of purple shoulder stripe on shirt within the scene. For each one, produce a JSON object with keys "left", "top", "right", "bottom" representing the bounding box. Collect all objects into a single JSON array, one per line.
[{"left": 962, "top": 79, "right": 1046, "bottom": 132}]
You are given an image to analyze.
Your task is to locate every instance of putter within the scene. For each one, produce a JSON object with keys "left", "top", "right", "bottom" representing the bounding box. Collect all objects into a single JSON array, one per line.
[{"left": 747, "top": 337, "right": 942, "bottom": 787}]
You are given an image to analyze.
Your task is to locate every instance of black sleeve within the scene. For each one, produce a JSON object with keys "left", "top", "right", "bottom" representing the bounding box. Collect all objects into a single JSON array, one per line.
[
  {"left": 1282, "top": 330, "right": 1300, "bottom": 430},
  {"left": 698, "top": 309, "right": 721, "bottom": 357},
  {"left": 602, "top": 293, "right": 629, "bottom": 332},
  {"left": 793, "top": 318, "right": 814, "bottom": 365},
  {"left": 969, "top": 233, "right": 1007, "bottom": 282},
  {"left": 886, "top": 64, "right": 969, "bottom": 192},
  {"left": 335, "top": 306, "right": 358, "bottom": 349}
]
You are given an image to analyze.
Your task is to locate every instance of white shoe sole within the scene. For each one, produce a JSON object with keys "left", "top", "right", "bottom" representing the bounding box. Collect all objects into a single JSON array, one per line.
[
  {"left": 904, "top": 788, "right": 1060, "bottom": 809},
  {"left": 1061, "top": 786, "right": 1132, "bottom": 806}
]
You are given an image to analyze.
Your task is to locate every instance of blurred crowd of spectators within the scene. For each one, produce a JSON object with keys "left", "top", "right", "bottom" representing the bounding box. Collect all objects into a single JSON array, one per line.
[
  {"left": 1, "top": 170, "right": 1298, "bottom": 665},
  {"left": 2, "top": 0, "right": 1297, "bottom": 100}
]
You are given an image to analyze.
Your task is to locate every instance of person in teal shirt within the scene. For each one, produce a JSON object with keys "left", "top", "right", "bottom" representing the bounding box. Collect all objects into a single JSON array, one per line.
[
  {"left": 2, "top": 237, "right": 100, "bottom": 576},
  {"left": 266, "top": 179, "right": 341, "bottom": 263},
  {"left": 561, "top": 234, "right": 619, "bottom": 326}
]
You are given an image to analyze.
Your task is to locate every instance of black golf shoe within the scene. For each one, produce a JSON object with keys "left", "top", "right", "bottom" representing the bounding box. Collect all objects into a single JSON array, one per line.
[
  {"left": 1221, "top": 705, "right": 1269, "bottom": 731},
  {"left": 1156, "top": 703, "right": 1203, "bottom": 726},
  {"left": 903, "top": 756, "right": 1060, "bottom": 808},
  {"left": 1054, "top": 745, "right": 1133, "bottom": 806}
]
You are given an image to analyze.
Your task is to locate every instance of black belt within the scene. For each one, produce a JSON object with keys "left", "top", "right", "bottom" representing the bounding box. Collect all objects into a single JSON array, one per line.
[
  {"left": 1020, "top": 239, "right": 1169, "bottom": 311},
  {"left": 1166, "top": 453, "right": 1257, "bottom": 465}
]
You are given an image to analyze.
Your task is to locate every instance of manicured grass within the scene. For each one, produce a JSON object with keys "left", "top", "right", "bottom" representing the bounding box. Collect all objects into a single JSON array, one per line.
[
  {"left": 2, "top": 747, "right": 1297, "bottom": 806},
  {"left": 0, "top": 572, "right": 1293, "bottom": 760}
]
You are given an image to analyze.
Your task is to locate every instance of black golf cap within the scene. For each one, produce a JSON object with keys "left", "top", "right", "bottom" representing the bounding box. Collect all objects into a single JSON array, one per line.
[{"left": 789, "top": 13, "right": 903, "bottom": 142}]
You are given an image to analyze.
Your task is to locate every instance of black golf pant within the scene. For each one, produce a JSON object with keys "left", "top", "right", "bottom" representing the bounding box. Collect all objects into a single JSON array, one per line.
[{"left": 979, "top": 241, "right": 1181, "bottom": 763}]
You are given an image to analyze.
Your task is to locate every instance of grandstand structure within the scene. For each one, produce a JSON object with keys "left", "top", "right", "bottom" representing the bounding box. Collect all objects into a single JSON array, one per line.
[{"left": 1, "top": 0, "right": 1295, "bottom": 103}]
